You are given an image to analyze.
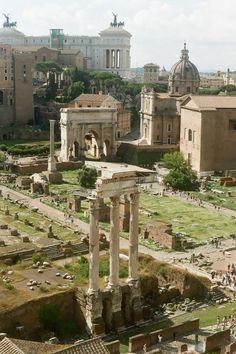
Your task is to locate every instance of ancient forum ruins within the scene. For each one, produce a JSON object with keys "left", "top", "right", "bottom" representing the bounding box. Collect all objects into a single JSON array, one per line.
[{"left": 83, "top": 165, "right": 143, "bottom": 334}]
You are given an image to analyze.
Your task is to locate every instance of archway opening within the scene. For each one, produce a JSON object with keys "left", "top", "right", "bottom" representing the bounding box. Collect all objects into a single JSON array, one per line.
[
  {"left": 73, "top": 141, "right": 79, "bottom": 159},
  {"left": 84, "top": 130, "right": 100, "bottom": 159},
  {"left": 103, "top": 139, "right": 110, "bottom": 157}
]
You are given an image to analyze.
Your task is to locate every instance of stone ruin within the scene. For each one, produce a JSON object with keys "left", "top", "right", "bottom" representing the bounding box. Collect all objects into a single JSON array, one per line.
[
  {"left": 141, "top": 220, "right": 177, "bottom": 249},
  {"left": 77, "top": 169, "right": 143, "bottom": 335}
]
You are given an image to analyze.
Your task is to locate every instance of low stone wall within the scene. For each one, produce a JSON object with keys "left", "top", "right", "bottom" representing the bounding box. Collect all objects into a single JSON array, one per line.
[
  {"left": 12, "top": 161, "right": 82, "bottom": 175},
  {"left": 128, "top": 318, "right": 199, "bottom": 353},
  {"left": 105, "top": 340, "right": 120, "bottom": 354},
  {"left": 204, "top": 329, "right": 230, "bottom": 352}
]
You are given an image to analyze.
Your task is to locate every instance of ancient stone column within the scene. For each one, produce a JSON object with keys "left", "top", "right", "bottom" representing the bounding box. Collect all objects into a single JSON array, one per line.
[
  {"left": 108, "top": 196, "right": 120, "bottom": 288},
  {"left": 88, "top": 198, "right": 100, "bottom": 293},
  {"left": 48, "top": 119, "right": 57, "bottom": 172},
  {"left": 128, "top": 192, "right": 139, "bottom": 282}
]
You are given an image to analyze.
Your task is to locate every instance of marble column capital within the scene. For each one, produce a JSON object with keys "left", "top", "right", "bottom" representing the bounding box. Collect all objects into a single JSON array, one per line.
[{"left": 110, "top": 196, "right": 120, "bottom": 208}]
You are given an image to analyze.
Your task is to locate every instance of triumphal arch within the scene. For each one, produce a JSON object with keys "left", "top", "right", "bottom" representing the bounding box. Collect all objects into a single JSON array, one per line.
[
  {"left": 60, "top": 107, "right": 117, "bottom": 161},
  {"left": 76, "top": 164, "right": 144, "bottom": 334}
]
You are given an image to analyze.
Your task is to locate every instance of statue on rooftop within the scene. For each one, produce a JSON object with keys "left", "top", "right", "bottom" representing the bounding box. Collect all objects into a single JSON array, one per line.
[
  {"left": 3, "top": 13, "right": 17, "bottom": 28},
  {"left": 110, "top": 13, "right": 124, "bottom": 27}
]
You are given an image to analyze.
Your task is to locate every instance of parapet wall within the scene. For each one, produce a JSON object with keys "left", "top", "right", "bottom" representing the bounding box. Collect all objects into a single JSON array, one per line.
[
  {"left": 128, "top": 318, "right": 199, "bottom": 353},
  {"left": 12, "top": 161, "right": 82, "bottom": 175},
  {"left": 205, "top": 329, "right": 230, "bottom": 352}
]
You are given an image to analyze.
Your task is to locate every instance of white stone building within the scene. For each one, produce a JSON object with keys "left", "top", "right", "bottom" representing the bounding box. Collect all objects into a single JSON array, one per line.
[{"left": 0, "top": 14, "right": 131, "bottom": 78}]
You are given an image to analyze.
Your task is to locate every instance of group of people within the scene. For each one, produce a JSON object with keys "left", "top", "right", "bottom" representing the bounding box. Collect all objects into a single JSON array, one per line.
[
  {"left": 211, "top": 264, "right": 236, "bottom": 295},
  {"left": 216, "top": 314, "right": 236, "bottom": 331}
]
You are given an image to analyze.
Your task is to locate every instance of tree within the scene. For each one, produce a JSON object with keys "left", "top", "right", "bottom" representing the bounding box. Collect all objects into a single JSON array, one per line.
[
  {"left": 66, "top": 81, "right": 85, "bottom": 101},
  {"left": 77, "top": 166, "right": 97, "bottom": 188},
  {"left": 162, "top": 152, "right": 198, "bottom": 191}
]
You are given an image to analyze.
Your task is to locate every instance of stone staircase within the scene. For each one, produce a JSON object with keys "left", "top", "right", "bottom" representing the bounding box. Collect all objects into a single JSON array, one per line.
[{"left": 210, "top": 287, "right": 229, "bottom": 304}]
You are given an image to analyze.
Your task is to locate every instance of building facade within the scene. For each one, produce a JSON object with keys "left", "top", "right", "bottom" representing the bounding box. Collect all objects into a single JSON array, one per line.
[
  {"left": 139, "top": 44, "right": 199, "bottom": 146},
  {"left": 180, "top": 96, "right": 236, "bottom": 174},
  {"left": 0, "top": 43, "right": 34, "bottom": 127},
  {"left": 0, "top": 14, "right": 131, "bottom": 77},
  {"left": 143, "top": 63, "right": 160, "bottom": 83}
]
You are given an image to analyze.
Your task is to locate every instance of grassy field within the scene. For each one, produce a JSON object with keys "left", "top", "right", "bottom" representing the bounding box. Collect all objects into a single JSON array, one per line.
[
  {"left": 116, "top": 300, "right": 236, "bottom": 354},
  {"left": 140, "top": 193, "right": 236, "bottom": 242}
]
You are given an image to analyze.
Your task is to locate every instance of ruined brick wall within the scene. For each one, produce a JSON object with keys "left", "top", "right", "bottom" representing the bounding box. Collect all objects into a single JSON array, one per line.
[
  {"left": 204, "top": 329, "right": 230, "bottom": 352},
  {"left": 105, "top": 340, "right": 120, "bottom": 354}
]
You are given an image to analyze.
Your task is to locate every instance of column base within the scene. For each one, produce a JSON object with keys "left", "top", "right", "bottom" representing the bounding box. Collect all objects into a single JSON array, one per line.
[
  {"left": 127, "top": 278, "right": 143, "bottom": 323},
  {"left": 86, "top": 289, "right": 105, "bottom": 335}
]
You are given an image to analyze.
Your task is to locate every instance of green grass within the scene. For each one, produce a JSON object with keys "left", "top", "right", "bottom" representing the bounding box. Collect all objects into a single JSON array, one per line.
[
  {"left": 139, "top": 193, "right": 236, "bottom": 242},
  {"left": 115, "top": 300, "right": 236, "bottom": 354}
]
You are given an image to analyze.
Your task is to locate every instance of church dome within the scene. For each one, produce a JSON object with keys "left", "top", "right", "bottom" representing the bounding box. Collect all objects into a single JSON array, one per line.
[{"left": 168, "top": 44, "right": 200, "bottom": 96}]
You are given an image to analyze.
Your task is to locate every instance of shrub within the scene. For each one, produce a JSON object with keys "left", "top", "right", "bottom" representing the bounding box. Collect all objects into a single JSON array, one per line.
[{"left": 32, "top": 253, "right": 43, "bottom": 264}]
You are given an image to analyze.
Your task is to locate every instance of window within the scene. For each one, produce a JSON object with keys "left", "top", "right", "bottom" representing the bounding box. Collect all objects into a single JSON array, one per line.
[
  {"left": 187, "top": 86, "right": 191, "bottom": 93},
  {"left": 167, "top": 123, "right": 172, "bottom": 132},
  {"left": 106, "top": 49, "right": 110, "bottom": 68},
  {"left": 175, "top": 86, "right": 179, "bottom": 93},
  {"left": 4, "top": 77, "right": 7, "bottom": 81},
  {"left": 229, "top": 119, "right": 236, "bottom": 130},
  {"left": 188, "top": 129, "right": 192, "bottom": 141},
  {"left": 167, "top": 135, "right": 171, "bottom": 144},
  {"left": 184, "top": 128, "right": 187, "bottom": 139},
  {"left": 0, "top": 91, "right": 3, "bottom": 105}
]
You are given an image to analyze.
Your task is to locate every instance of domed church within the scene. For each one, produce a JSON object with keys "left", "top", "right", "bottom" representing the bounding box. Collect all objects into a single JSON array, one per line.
[{"left": 168, "top": 43, "right": 200, "bottom": 96}]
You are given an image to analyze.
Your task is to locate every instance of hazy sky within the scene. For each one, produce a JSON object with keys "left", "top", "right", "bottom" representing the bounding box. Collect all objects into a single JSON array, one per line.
[{"left": 2, "top": 0, "right": 236, "bottom": 71}]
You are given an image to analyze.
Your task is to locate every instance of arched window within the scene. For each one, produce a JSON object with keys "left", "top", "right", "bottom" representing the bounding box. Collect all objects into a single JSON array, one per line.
[
  {"left": 188, "top": 129, "right": 192, "bottom": 141},
  {"left": 0, "top": 91, "right": 3, "bottom": 105}
]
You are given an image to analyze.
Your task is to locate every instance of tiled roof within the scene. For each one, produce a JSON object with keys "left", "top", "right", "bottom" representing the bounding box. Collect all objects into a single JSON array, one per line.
[
  {"left": 0, "top": 337, "right": 25, "bottom": 354},
  {"left": 184, "top": 95, "right": 236, "bottom": 109},
  {"left": 52, "top": 337, "right": 110, "bottom": 354},
  {"left": 11, "top": 339, "right": 67, "bottom": 354}
]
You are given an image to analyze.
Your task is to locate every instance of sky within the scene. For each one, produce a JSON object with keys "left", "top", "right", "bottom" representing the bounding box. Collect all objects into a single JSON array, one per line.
[{"left": 1, "top": 0, "right": 236, "bottom": 71}]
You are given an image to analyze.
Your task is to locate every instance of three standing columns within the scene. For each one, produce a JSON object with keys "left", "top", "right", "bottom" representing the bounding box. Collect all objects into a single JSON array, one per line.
[{"left": 88, "top": 191, "right": 139, "bottom": 293}]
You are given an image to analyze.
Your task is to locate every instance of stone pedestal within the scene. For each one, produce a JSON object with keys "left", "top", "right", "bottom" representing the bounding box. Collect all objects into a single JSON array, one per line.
[
  {"left": 128, "top": 279, "right": 143, "bottom": 323},
  {"left": 110, "top": 286, "right": 124, "bottom": 329},
  {"left": 43, "top": 171, "right": 62, "bottom": 184},
  {"left": 85, "top": 290, "right": 104, "bottom": 335}
]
